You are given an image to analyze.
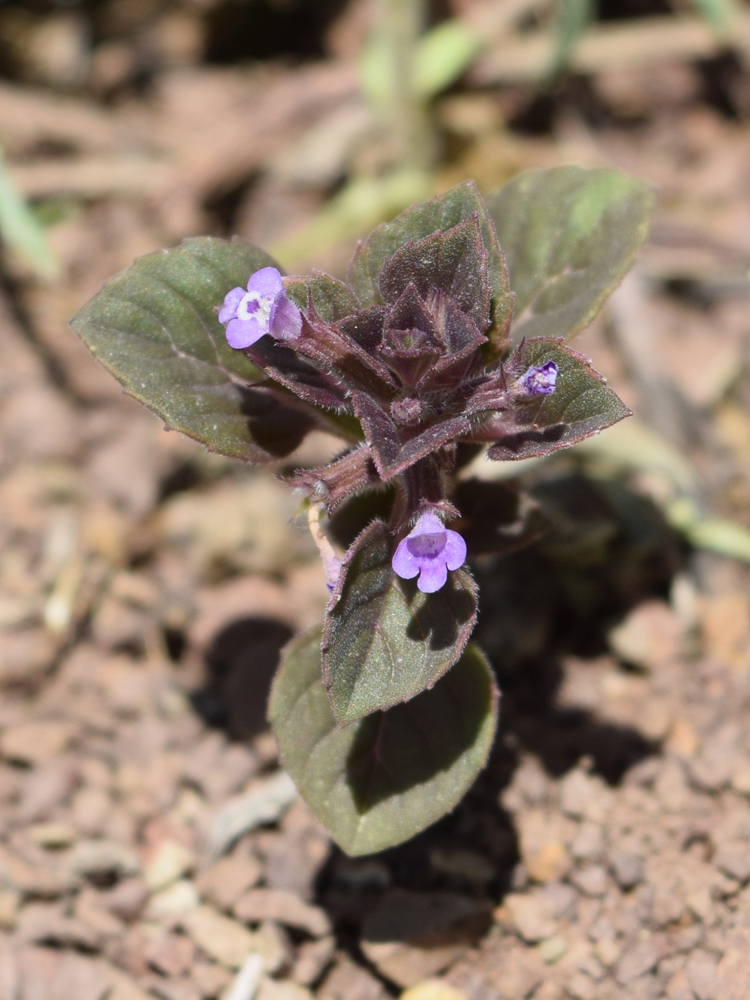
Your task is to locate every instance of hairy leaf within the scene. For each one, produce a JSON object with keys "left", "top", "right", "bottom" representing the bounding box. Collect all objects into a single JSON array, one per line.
[
  {"left": 285, "top": 271, "right": 359, "bottom": 323},
  {"left": 350, "top": 181, "right": 512, "bottom": 354},
  {"left": 482, "top": 338, "right": 632, "bottom": 461},
  {"left": 322, "top": 520, "right": 477, "bottom": 725},
  {"left": 71, "top": 237, "right": 317, "bottom": 462},
  {"left": 487, "top": 166, "right": 655, "bottom": 343},
  {"left": 269, "top": 628, "right": 498, "bottom": 856}
]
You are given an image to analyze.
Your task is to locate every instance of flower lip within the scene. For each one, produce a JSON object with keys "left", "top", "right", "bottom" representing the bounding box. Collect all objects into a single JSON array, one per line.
[
  {"left": 220, "top": 266, "right": 301, "bottom": 349},
  {"left": 522, "top": 360, "right": 558, "bottom": 396},
  {"left": 392, "top": 511, "right": 467, "bottom": 594}
]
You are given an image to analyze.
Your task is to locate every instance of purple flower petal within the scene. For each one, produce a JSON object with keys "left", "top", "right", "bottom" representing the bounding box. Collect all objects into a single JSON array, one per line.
[
  {"left": 270, "top": 293, "right": 302, "bottom": 342},
  {"left": 444, "top": 529, "right": 467, "bottom": 571},
  {"left": 417, "top": 560, "right": 448, "bottom": 594},
  {"left": 247, "top": 266, "right": 283, "bottom": 296},
  {"left": 523, "top": 360, "right": 558, "bottom": 396},
  {"left": 219, "top": 286, "right": 245, "bottom": 324},
  {"left": 392, "top": 538, "right": 420, "bottom": 579},
  {"left": 226, "top": 316, "right": 265, "bottom": 349}
]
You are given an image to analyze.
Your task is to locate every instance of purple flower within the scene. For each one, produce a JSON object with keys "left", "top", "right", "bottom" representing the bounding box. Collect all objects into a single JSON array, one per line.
[
  {"left": 219, "top": 266, "right": 302, "bottom": 349},
  {"left": 522, "top": 360, "right": 558, "bottom": 396},
  {"left": 392, "top": 511, "right": 467, "bottom": 594}
]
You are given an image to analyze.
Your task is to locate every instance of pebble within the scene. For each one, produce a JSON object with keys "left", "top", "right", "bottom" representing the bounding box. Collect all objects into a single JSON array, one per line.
[
  {"left": 144, "top": 840, "right": 196, "bottom": 892},
  {"left": 147, "top": 932, "right": 195, "bottom": 977},
  {"left": 503, "top": 892, "right": 558, "bottom": 943},
  {"left": 400, "top": 982, "right": 469, "bottom": 1000},
  {"left": 234, "top": 889, "right": 331, "bottom": 938},
  {"left": 614, "top": 936, "right": 669, "bottom": 985},
  {"left": 146, "top": 879, "right": 201, "bottom": 921},
  {"left": 290, "top": 936, "right": 336, "bottom": 987},
  {"left": 0, "top": 720, "right": 78, "bottom": 766},
  {"left": 361, "top": 890, "right": 491, "bottom": 988},
  {"left": 209, "top": 772, "right": 298, "bottom": 861},
  {"left": 222, "top": 953, "right": 264, "bottom": 1000},
  {"left": 570, "top": 865, "right": 609, "bottom": 898},
  {"left": 181, "top": 905, "right": 280, "bottom": 971},
  {"left": 607, "top": 850, "right": 645, "bottom": 891},
  {"left": 195, "top": 856, "right": 263, "bottom": 912}
]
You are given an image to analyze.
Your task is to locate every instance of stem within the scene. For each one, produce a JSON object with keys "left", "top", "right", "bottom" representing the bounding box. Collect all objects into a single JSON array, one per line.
[
  {"left": 307, "top": 505, "right": 343, "bottom": 590},
  {"left": 377, "top": 0, "right": 437, "bottom": 171}
]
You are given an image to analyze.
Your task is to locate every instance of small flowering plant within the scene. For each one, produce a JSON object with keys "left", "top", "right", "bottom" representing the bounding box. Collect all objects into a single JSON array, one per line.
[{"left": 72, "top": 167, "right": 655, "bottom": 855}]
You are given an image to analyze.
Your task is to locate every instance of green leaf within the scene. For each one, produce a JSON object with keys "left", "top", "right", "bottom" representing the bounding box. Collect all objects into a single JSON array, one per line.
[
  {"left": 269, "top": 628, "right": 498, "bottom": 856},
  {"left": 284, "top": 272, "right": 359, "bottom": 323},
  {"left": 688, "top": 0, "right": 737, "bottom": 35},
  {"left": 350, "top": 181, "right": 513, "bottom": 356},
  {"left": 71, "top": 238, "right": 318, "bottom": 463},
  {"left": 0, "top": 149, "right": 58, "bottom": 280},
  {"left": 413, "top": 20, "right": 483, "bottom": 98},
  {"left": 486, "top": 338, "right": 632, "bottom": 461},
  {"left": 487, "top": 166, "right": 655, "bottom": 344},
  {"left": 322, "top": 520, "right": 478, "bottom": 725},
  {"left": 549, "top": 0, "right": 593, "bottom": 75}
]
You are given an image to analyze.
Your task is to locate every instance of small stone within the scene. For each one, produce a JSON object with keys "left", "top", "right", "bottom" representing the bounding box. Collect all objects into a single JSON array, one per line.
[
  {"left": 145, "top": 840, "right": 196, "bottom": 892},
  {"left": 28, "top": 822, "right": 76, "bottom": 848},
  {"left": 75, "top": 888, "right": 127, "bottom": 938},
  {"left": 503, "top": 892, "right": 557, "bottom": 943},
  {"left": 0, "top": 888, "right": 20, "bottom": 929},
  {"left": 717, "top": 937, "right": 750, "bottom": 1000},
  {"left": 607, "top": 851, "right": 644, "bottom": 891},
  {"left": 147, "top": 879, "right": 201, "bottom": 921},
  {"left": 209, "top": 771, "right": 298, "bottom": 860},
  {"left": 181, "top": 905, "right": 263, "bottom": 970},
  {"left": 687, "top": 950, "right": 721, "bottom": 1000},
  {"left": 570, "top": 865, "right": 609, "bottom": 898},
  {"left": 100, "top": 878, "right": 149, "bottom": 922},
  {"left": 291, "top": 936, "right": 336, "bottom": 987},
  {"left": 72, "top": 787, "right": 112, "bottom": 837},
  {"left": 361, "top": 890, "right": 491, "bottom": 988},
  {"left": 234, "top": 888, "right": 330, "bottom": 938},
  {"left": 68, "top": 840, "right": 140, "bottom": 883},
  {"left": 317, "top": 955, "right": 390, "bottom": 1000},
  {"left": 18, "top": 903, "right": 101, "bottom": 951},
  {"left": 539, "top": 935, "right": 567, "bottom": 964},
  {"left": 191, "top": 960, "right": 231, "bottom": 999},
  {"left": 559, "top": 769, "right": 610, "bottom": 822},
  {"left": 715, "top": 842, "right": 750, "bottom": 884},
  {"left": 256, "top": 978, "right": 314, "bottom": 1000},
  {"left": 400, "top": 981, "right": 470, "bottom": 1000},
  {"left": 17, "top": 760, "right": 77, "bottom": 822},
  {"left": 570, "top": 822, "right": 604, "bottom": 862},
  {"left": 0, "top": 720, "right": 78, "bottom": 765},
  {"left": 540, "top": 882, "right": 577, "bottom": 917},
  {"left": 526, "top": 842, "right": 571, "bottom": 884},
  {"left": 666, "top": 719, "right": 698, "bottom": 758},
  {"left": 19, "top": 948, "right": 110, "bottom": 1000},
  {"left": 665, "top": 968, "right": 694, "bottom": 1000},
  {"left": 147, "top": 932, "right": 195, "bottom": 978},
  {"left": 195, "top": 855, "right": 263, "bottom": 912},
  {"left": 614, "top": 937, "right": 668, "bottom": 985},
  {"left": 594, "top": 939, "right": 621, "bottom": 968},
  {"left": 731, "top": 756, "right": 750, "bottom": 795},
  {"left": 607, "top": 600, "right": 681, "bottom": 668}
]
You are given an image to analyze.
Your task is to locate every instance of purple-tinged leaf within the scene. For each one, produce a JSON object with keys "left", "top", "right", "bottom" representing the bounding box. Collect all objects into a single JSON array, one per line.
[
  {"left": 475, "top": 338, "right": 632, "bottom": 461},
  {"left": 288, "top": 446, "right": 381, "bottom": 512},
  {"left": 349, "top": 181, "right": 513, "bottom": 357},
  {"left": 294, "top": 316, "right": 399, "bottom": 400},
  {"left": 269, "top": 627, "right": 498, "bottom": 855},
  {"left": 322, "top": 520, "right": 478, "bottom": 725},
  {"left": 245, "top": 337, "right": 348, "bottom": 413},
  {"left": 379, "top": 215, "right": 491, "bottom": 331}
]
